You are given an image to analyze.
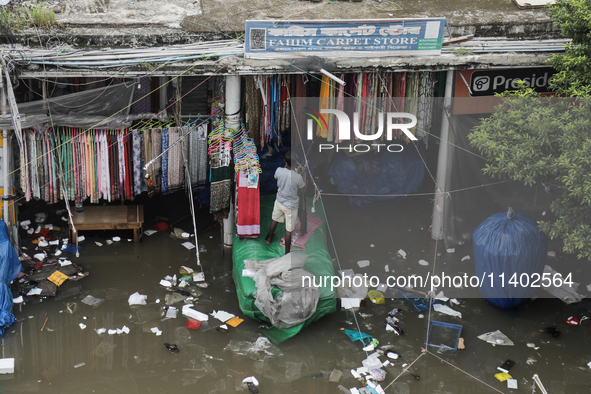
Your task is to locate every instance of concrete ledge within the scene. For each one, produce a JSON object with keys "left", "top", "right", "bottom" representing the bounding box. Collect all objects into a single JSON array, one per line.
[{"left": 14, "top": 51, "right": 553, "bottom": 77}]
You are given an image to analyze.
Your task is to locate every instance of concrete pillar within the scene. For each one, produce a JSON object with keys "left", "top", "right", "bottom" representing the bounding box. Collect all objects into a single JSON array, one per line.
[
  {"left": 0, "top": 70, "right": 8, "bottom": 226},
  {"left": 431, "top": 70, "right": 454, "bottom": 240},
  {"left": 223, "top": 75, "right": 241, "bottom": 248}
]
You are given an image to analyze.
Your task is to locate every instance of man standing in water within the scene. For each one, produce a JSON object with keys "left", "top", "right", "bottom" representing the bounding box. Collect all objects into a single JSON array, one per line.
[{"left": 266, "top": 151, "right": 306, "bottom": 254}]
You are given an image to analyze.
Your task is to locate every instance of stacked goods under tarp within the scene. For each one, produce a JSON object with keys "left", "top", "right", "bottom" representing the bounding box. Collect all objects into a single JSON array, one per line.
[
  {"left": 327, "top": 142, "right": 426, "bottom": 209},
  {"left": 473, "top": 208, "right": 547, "bottom": 310},
  {"left": 232, "top": 195, "right": 336, "bottom": 343}
]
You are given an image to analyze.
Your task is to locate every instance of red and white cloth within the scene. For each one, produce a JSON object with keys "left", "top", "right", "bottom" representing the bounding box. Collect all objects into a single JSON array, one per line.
[{"left": 235, "top": 170, "right": 260, "bottom": 237}]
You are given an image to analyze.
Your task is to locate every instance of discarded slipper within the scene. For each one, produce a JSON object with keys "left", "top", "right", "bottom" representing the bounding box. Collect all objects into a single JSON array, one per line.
[
  {"left": 247, "top": 382, "right": 259, "bottom": 393},
  {"left": 163, "top": 343, "right": 180, "bottom": 353}
]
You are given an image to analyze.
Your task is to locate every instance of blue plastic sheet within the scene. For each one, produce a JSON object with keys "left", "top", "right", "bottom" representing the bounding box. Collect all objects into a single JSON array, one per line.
[
  {"left": 473, "top": 211, "right": 547, "bottom": 310},
  {"left": 327, "top": 143, "right": 425, "bottom": 208},
  {"left": 0, "top": 220, "right": 22, "bottom": 337},
  {"left": 340, "top": 328, "right": 374, "bottom": 345}
]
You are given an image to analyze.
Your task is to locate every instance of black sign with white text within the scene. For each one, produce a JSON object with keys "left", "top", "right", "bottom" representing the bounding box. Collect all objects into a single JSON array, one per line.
[{"left": 469, "top": 67, "right": 556, "bottom": 97}]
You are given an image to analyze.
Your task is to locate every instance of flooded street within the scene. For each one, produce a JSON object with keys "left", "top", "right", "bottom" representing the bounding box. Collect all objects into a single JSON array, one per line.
[{"left": 2, "top": 190, "right": 591, "bottom": 394}]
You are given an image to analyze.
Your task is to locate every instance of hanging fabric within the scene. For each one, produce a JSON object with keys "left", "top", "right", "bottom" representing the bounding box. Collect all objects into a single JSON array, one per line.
[
  {"left": 209, "top": 77, "right": 232, "bottom": 218},
  {"left": 17, "top": 125, "right": 206, "bottom": 204},
  {"left": 235, "top": 168, "right": 260, "bottom": 238},
  {"left": 232, "top": 122, "right": 260, "bottom": 238},
  {"left": 131, "top": 77, "right": 152, "bottom": 114},
  {"left": 167, "top": 126, "right": 188, "bottom": 193},
  {"left": 417, "top": 71, "right": 435, "bottom": 143},
  {"left": 188, "top": 124, "right": 208, "bottom": 191},
  {"left": 317, "top": 75, "right": 330, "bottom": 139}
]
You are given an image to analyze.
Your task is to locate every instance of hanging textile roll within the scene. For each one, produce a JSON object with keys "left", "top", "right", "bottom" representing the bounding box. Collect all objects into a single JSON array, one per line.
[
  {"left": 327, "top": 77, "right": 334, "bottom": 142},
  {"left": 417, "top": 71, "right": 434, "bottom": 142},
  {"left": 188, "top": 124, "right": 208, "bottom": 191},
  {"left": 143, "top": 128, "right": 153, "bottom": 196},
  {"left": 317, "top": 75, "right": 330, "bottom": 139},
  {"left": 151, "top": 128, "right": 162, "bottom": 194},
  {"left": 245, "top": 76, "right": 261, "bottom": 143},
  {"left": 125, "top": 129, "right": 134, "bottom": 200},
  {"left": 209, "top": 77, "right": 232, "bottom": 218},
  {"left": 235, "top": 168, "right": 260, "bottom": 237},
  {"left": 161, "top": 127, "right": 170, "bottom": 195},
  {"left": 334, "top": 74, "right": 345, "bottom": 144},
  {"left": 132, "top": 129, "right": 144, "bottom": 196},
  {"left": 131, "top": 77, "right": 152, "bottom": 114},
  {"left": 232, "top": 122, "right": 260, "bottom": 238}
]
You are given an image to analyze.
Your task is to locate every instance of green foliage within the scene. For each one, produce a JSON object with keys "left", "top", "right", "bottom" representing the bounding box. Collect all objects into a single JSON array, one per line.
[
  {"left": 468, "top": 1, "right": 591, "bottom": 260},
  {"left": 469, "top": 97, "right": 591, "bottom": 259},
  {"left": 0, "top": 7, "right": 28, "bottom": 30},
  {"left": 548, "top": 0, "right": 591, "bottom": 96},
  {"left": 449, "top": 47, "right": 473, "bottom": 56},
  {"left": 0, "top": 3, "right": 57, "bottom": 32},
  {"left": 138, "top": 62, "right": 163, "bottom": 72},
  {"left": 27, "top": 4, "right": 57, "bottom": 29}
]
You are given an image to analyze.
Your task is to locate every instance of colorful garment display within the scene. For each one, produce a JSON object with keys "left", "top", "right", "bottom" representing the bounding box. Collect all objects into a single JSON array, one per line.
[
  {"left": 254, "top": 74, "right": 292, "bottom": 147},
  {"left": 313, "top": 71, "right": 436, "bottom": 142},
  {"left": 17, "top": 126, "right": 205, "bottom": 204}
]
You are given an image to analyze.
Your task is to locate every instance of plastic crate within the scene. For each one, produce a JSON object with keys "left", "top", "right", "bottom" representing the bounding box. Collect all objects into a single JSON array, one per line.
[{"left": 425, "top": 321, "right": 463, "bottom": 350}]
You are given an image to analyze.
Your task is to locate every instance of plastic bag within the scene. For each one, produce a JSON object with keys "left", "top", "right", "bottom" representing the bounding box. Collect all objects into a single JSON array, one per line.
[
  {"left": 184, "top": 319, "right": 201, "bottom": 330},
  {"left": 543, "top": 265, "right": 584, "bottom": 304},
  {"left": 341, "top": 328, "right": 374, "bottom": 345},
  {"left": 62, "top": 244, "right": 81, "bottom": 254},
  {"left": 477, "top": 330, "right": 514, "bottom": 346},
  {"left": 252, "top": 253, "right": 319, "bottom": 329},
  {"left": 473, "top": 210, "right": 547, "bottom": 310},
  {"left": 81, "top": 295, "right": 105, "bottom": 308},
  {"left": 128, "top": 292, "right": 147, "bottom": 306},
  {"left": 224, "top": 337, "right": 283, "bottom": 360},
  {"left": 362, "top": 352, "right": 383, "bottom": 369}
]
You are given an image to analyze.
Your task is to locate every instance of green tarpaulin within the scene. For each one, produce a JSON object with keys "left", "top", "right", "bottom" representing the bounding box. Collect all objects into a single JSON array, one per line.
[{"left": 232, "top": 195, "right": 337, "bottom": 344}]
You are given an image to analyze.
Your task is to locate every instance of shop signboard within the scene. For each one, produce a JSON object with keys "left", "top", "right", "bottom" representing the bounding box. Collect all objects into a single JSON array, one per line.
[{"left": 244, "top": 18, "right": 446, "bottom": 59}]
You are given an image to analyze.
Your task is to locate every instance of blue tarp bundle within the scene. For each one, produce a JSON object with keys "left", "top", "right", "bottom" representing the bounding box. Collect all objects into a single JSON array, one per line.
[
  {"left": 327, "top": 143, "right": 425, "bottom": 209},
  {"left": 0, "top": 220, "right": 21, "bottom": 337},
  {"left": 473, "top": 210, "right": 547, "bottom": 310}
]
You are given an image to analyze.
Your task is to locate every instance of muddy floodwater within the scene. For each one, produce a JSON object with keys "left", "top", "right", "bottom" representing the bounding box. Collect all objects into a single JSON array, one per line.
[{"left": 2, "top": 191, "right": 591, "bottom": 394}]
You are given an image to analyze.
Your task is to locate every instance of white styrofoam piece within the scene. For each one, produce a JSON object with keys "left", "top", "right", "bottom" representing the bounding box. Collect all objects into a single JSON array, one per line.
[{"left": 0, "top": 358, "right": 15, "bottom": 374}]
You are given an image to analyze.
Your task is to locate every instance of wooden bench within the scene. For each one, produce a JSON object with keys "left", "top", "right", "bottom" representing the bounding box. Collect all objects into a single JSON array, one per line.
[{"left": 70, "top": 205, "right": 144, "bottom": 242}]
